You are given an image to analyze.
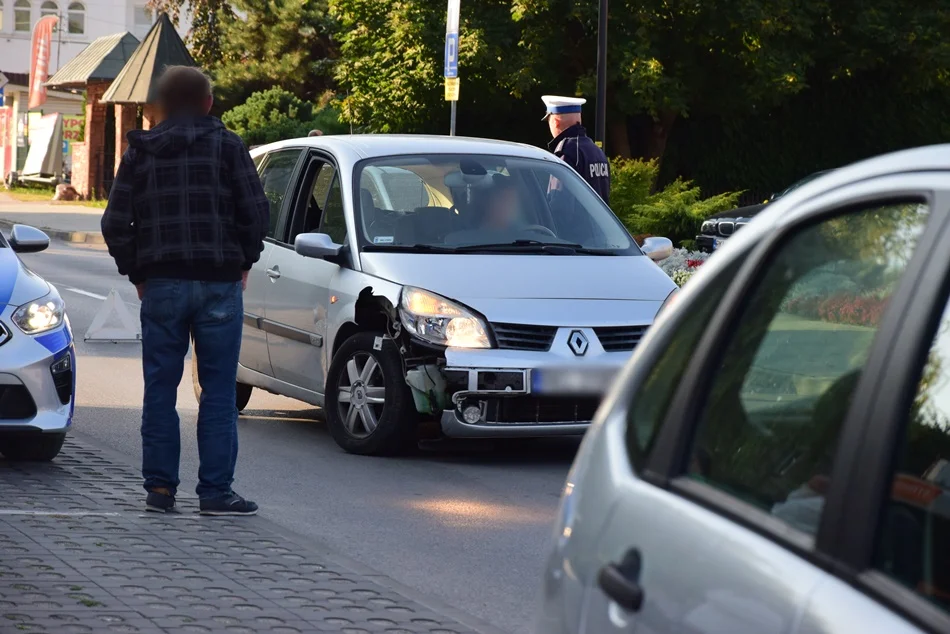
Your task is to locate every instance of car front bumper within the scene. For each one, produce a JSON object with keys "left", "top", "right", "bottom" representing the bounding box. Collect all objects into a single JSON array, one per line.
[
  {"left": 0, "top": 316, "right": 75, "bottom": 434},
  {"left": 437, "top": 340, "right": 630, "bottom": 438}
]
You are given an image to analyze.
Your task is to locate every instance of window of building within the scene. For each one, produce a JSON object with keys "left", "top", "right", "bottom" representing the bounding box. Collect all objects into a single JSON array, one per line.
[
  {"left": 40, "top": 0, "right": 56, "bottom": 17},
  {"left": 66, "top": 1, "right": 83, "bottom": 33},
  {"left": 14, "top": 0, "right": 31, "bottom": 32},
  {"left": 0, "top": 0, "right": 5, "bottom": 31}
]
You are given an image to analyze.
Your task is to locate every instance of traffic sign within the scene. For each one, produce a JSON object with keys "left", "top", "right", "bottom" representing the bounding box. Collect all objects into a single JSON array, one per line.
[
  {"left": 444, "top": 33, "right": 458, "bottom": 78},
  {"left": 444, "top": 77, "right": 459, "bottom": 101}
]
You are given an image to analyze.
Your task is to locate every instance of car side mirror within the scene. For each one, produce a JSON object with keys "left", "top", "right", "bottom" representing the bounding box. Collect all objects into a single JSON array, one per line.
[
  {"left": 641, "top": 237, "right": 673, "bottom": 262},
  {"left": 9, "top": 224, "right": 50, "bottom": 254},
  {"left": 295, "top": 232, "right": 342, "bottom": 260}
]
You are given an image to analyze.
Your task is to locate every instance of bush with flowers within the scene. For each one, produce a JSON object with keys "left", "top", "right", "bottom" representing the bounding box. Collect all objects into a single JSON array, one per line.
[{"left": 656, "top": 247, "right": 709, "bottom": 287}]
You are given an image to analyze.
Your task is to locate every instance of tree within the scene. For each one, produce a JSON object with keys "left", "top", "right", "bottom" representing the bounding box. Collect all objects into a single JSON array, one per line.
[
  {"left": 145, "top": 0, "right": 233, "bottom": 69},
  {"left": 221, "top": 87, "right": 347, "bottom": 145},
  {"left": 213, "top": 0, "right": 338, "bottom": 107}
]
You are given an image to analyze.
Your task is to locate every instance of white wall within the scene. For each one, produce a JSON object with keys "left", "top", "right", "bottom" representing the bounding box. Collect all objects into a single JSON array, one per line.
[{"left": 0, "top": 0, "right": 190, "bottom": 75}]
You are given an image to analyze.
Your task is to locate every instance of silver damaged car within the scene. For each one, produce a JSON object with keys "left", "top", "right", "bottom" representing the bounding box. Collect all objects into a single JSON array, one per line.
[{"left": 196, "top": 135, "right": 677, "bottom": 455}]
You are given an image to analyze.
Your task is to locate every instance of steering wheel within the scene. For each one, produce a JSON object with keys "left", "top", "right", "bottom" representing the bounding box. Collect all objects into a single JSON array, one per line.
[{"left": 522, "top": 224, "right": 557, "bottom": 238}]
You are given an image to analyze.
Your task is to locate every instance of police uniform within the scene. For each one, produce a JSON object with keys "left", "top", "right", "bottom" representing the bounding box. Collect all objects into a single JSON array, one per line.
[{"left": 542, "top": 95, "right": 611, "bottom": 204}]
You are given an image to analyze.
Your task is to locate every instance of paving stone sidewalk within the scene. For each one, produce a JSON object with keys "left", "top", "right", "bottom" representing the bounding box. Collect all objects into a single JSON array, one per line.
[{"left": 0, "top": 437, "right": 501, "bottom": 634}]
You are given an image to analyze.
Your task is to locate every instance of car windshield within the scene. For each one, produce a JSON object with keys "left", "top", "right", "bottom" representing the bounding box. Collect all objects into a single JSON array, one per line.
[
  {"left": 355, "top": 154, "right": 639, "bottom": 255},
  {"left": 773, "top": 170, "right": 832, "bottom": 200}
]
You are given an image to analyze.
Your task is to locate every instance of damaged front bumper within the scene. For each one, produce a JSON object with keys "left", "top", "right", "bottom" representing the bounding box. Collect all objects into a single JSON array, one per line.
[{"left": 411, "top": 346, "right": 630, "bottom": 439}]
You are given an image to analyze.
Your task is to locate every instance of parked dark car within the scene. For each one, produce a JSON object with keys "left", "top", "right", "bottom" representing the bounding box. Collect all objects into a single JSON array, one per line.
[{"left": 697, "top": 170, "right": 833, "bottom": 252}]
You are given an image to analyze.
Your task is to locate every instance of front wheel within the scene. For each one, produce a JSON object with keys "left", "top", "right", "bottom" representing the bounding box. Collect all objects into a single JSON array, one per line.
[
  {"left": 191, "top": 341, "right": 253, "bottom": 412},
  {"left": 324, "top": 332, "right": 417, "bottom": 455},
  {"left": 0, "top": 433, "right": 66, "bottom": 461}
]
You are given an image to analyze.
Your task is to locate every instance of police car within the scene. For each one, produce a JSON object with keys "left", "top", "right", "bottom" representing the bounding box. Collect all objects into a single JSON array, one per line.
[{"left": 0, "top": 225, "right": 74, "bottom": 462}]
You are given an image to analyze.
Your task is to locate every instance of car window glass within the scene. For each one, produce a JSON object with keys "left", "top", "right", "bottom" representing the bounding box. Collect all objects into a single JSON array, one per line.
[
  {"left": 320, "top": 174, "right": 346, "bottom": 245},
  {"left": 627, "top": 259, "right": 742, "bottom": 469},
  {"left": 289, "top": 162, "right": 335, "bottom": 244},
  {"left": 686, "top": 202, "right": 929, "bottom": 536},
  {"left": 874, "top": 295, "right": 950, "bottom": 614},
  {"left": 355, "top": 155, "right": 636, "bottom": 253},
  {"left": 258, "top": 149, "right": 302, "bottom": 239}
]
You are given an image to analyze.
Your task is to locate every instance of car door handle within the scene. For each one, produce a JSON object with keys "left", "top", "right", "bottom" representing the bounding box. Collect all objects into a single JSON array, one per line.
[
  {"left": 266, "top": 266, "right": 281, "bottom": 280},
  {"left": 597, "top": 548, "right": 644, "bottom": 612}
]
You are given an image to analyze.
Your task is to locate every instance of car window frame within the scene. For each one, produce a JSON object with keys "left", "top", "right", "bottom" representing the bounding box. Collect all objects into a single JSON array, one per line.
[
  {"left": 258, "top": 147, "right": 307, "bottom": 245},
  {"left": 284, "top": 152, "right": 338, "bottom": 248},
  {"left": 643, "top": 177, "right": 950, "bottom": 631}
]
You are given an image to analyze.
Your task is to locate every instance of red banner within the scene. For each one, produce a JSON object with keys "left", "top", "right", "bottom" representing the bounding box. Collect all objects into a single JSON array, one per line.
[
  {"left": 0, "top": 107, "right": 12, "bottom": 179},
  {"left": 29, "top": 15, "right": 59, "bottom": 110}
]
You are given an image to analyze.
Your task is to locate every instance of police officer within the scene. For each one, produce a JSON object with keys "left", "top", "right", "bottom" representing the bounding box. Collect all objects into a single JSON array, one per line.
[{"left": 541, "top": 95, "right": 610, "bottom": 203}]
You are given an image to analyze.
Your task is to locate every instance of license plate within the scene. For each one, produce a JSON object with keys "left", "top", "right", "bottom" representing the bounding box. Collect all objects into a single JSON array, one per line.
[
  {"left": 713, "top": 238, "right": 726, "bottom": 250},
  {"left": 532, "top": 365, "right": 622, "bottom": 396}
]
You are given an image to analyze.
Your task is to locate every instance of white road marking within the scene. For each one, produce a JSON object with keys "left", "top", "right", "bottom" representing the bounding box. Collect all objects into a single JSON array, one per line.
[
  {"left": 0, "top": 510, "right": 119, "bottom": 516},
  {"left": 65, "top": 287, "right": 107, "bottom": 300}
]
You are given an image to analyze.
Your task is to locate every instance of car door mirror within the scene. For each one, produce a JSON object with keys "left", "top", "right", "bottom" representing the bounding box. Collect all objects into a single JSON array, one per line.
[
  {"left": 641, "top": 237, "right": 673, "bottom": 262},
  {"left": 9, "top": 225, "right": 50, "bottom": 253},
  {"left": 295, "top": 232, "right": 342, "bottom": 260}
]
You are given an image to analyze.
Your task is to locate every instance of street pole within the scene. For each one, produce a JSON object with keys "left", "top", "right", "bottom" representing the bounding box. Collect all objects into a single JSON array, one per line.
[
  {"left": 595, "top": 0, "right": 607, "bottom": 149},
  {"left": 56, "top": 12, "right": 63, "bottom": 72},
  {"left": 444, "top": 0, "right": 460, "bottom": 136}
]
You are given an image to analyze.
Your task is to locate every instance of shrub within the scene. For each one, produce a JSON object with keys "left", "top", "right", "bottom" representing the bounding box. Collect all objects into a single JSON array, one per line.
[
  {"left": 611, "top": 158, "right": 740, "bottom": 247},
  {"left": 222, "top": 87, "right": 348, "bottom": 146}
]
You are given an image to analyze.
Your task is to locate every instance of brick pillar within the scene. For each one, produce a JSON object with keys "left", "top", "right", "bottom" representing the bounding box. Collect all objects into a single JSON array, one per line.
[
  {"left": 142, "top": 104, "right": 162, "bottom": 130},
  {"left": 80, "top": 81, "right": 109, "bottom": 199},
  {"left": 114, "top": 104, "right": 136, "bottom": 174}
]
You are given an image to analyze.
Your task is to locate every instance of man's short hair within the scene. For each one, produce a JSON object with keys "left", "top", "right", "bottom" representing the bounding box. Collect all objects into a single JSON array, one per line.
[
  {"left": 308, "top": 129, "right": 323, "bottom": 137},
  {"left": 156, "top": 66, "right": 213, "bottom": 117}
]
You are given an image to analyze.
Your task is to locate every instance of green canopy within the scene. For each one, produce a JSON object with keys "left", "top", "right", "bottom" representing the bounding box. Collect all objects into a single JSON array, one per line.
[{"left": 45, "top": 32, "right": 140, "bottom": 89}]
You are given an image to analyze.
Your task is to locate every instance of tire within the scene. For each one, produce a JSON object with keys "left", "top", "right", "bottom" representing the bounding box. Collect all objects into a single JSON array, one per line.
[
  {"left": 324, "top": 332, "right": 417, "bottom": 456},
  {"left": 191, "top": 341, "right": 253, "bottom": 413},
  {"left": 0, "top": 433, "right": 66, "bottom": 462}
]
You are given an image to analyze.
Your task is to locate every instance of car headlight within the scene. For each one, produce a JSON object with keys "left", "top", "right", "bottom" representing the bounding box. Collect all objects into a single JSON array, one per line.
[
  {"left": 399, "top": 287, "right": 491, "bottom": 349},
  {"left": 12, "top": 293, "right": 65, "bottom": 334}
]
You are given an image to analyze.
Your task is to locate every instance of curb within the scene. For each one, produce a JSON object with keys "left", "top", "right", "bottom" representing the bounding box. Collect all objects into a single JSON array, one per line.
[{"left": 0, "top": 218, "right": 105, "bottom": 244}]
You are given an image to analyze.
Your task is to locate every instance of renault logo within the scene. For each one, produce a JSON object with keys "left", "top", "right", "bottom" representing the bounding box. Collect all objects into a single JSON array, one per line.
[{"left": 568, "top": 330, "right": 589, "bottom": 356}]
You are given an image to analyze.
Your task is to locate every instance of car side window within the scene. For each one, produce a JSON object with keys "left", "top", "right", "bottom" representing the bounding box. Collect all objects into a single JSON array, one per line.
[
  {"left": 288, "top": 160, "right": 335, "bottom": 244},
  {"left": 257, "top": 149, "right": 302, "bottom": 239},
  {"left": 321, "top": 174, "right": 347, "bottom": 244},
  {"left": 685, "top": 202, "right": 929, "bottom": 536},
  {"left": 626, "top": 260, "right": 742, "bottom": 469},
  {"left": 874, "top": 294, "right": 950, "bottom": 614}
]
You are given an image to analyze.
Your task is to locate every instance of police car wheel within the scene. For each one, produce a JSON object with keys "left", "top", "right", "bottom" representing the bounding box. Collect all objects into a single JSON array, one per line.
[
  {"left": 325, "top": 332, "right": 417, "bottom": 456},
  {"left": 191, "top": 341, "right": 253, "bottom": 413},
  {"left": 0, "top": 433, "right": 66, "bottom": 462}
]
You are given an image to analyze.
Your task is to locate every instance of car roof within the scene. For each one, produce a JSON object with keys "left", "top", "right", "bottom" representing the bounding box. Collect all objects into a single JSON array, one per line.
[{"left": 250, "top": 134, "right": 557, "bottom": 163}]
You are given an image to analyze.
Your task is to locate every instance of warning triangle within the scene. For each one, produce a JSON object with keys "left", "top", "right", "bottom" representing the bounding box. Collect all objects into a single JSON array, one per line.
[{"left": 84, "top": 288, "right": 141, "bottom": 342}]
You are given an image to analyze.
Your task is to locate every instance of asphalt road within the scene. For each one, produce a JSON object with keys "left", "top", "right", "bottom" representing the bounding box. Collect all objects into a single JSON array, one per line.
[{"left": 19, "top": 239, "right": 579, "bottom": 634}]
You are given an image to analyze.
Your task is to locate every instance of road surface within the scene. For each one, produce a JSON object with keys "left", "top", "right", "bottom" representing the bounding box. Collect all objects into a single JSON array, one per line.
[{"left": 18, "top": 238, "right": 579, "bottom": 634}]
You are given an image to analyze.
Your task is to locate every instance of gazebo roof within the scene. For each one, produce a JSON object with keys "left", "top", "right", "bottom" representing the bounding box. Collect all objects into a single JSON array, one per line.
[
  {"left": 45, "top": 32, "right": 140, "bottom": 89},
  {"left": 101, "top": 13, "right": 196, "bottom": 104}
]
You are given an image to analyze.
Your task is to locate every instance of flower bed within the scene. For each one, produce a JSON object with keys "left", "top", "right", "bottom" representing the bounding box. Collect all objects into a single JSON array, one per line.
[{"left": 658, "top": 248, "right": 709, "bottom": 286}]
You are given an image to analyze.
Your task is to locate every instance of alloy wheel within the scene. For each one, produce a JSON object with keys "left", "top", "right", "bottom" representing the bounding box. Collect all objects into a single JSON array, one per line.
[{"left": 336, "top": 352, "right": 386, "bottom": 438}]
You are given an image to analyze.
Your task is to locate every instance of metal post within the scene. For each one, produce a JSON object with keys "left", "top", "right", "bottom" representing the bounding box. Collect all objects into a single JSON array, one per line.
[
  {"left": 56, "top": 12, "right": 63, "bottom": 71},
  {"left": 450, "top": 101, "right": 457, "bottom": 136},
  {"left": 595, "top": 0, "right": 608, "bottom": 149}
]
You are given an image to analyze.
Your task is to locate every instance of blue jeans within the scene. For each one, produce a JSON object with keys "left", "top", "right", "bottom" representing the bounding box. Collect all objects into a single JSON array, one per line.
[{"left": 140, "top": 279, "right": 243, "bottom": 500}]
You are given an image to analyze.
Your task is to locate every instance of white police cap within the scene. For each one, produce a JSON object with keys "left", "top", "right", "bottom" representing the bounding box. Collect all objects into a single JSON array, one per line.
[{"left": 541, "top": 95, "right": 587, "bottom": 120}]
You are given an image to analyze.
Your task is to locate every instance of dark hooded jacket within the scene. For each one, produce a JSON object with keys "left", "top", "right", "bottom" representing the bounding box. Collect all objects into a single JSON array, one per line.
[{"left": 102, "top": 116, "right": 269, "bottom": 284}]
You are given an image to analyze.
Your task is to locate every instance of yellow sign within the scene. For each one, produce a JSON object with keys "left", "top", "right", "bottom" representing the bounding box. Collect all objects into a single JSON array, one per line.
[
  {"left": 62, "top": 114, "right": 83, "bottom": 142},
  {"left": 444, "top": 77, "right": 459, "bottom": 101}
]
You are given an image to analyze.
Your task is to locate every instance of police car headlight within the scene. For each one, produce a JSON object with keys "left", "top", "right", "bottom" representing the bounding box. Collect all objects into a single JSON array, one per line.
[
  {"left": 399, "top": 287, "right": 491, "bottom": 349},
  {"left": 13, "top": 293, "right": 65, "bottom": 334}
]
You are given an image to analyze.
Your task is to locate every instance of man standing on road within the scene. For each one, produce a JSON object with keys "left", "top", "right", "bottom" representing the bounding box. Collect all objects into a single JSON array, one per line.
[
  {"left": 101, "top": 66, "right": 269, "bottom": 516},
  {"left": 542, "top": 95, "right": 611, "bottom": 204}
]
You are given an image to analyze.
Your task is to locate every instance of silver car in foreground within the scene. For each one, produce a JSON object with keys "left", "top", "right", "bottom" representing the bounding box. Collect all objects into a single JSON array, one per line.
[
  {"left": 536, "top": 145, "right": 950, "bottom": 633},
  {"left": 193, "top": 135, "right": 677, "bottom": 455}
]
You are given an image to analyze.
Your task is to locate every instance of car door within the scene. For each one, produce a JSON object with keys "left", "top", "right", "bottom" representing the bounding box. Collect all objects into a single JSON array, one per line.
[
  {"left": 239, "top": 147, "right": 305, "bottom": 378},
  {"left": 579, "top": 179, "right": 941, "bottom": 634},
  {"left": 263, "top": 151, "right": 347, "bottom": 398}
]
